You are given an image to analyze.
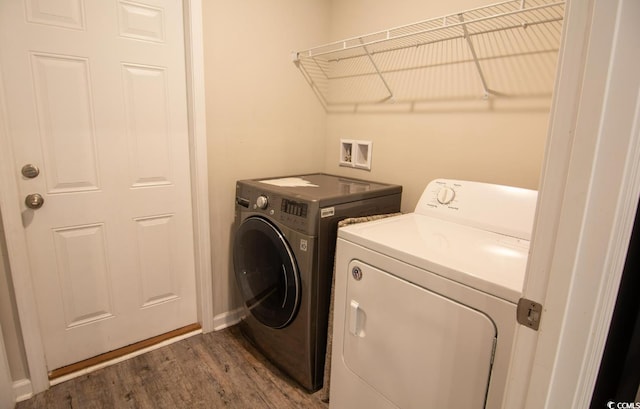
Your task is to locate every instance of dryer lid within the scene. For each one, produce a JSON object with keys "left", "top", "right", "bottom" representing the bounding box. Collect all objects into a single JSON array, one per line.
[{"left": 338, "top": 213, "right": 530, "bottom": 303}]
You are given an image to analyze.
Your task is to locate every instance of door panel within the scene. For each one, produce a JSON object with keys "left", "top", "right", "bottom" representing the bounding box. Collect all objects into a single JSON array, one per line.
[
  {"left": 122, "top": 63, "right": 173, "bottom": 188},
  {"left": 32, "top": 53, "right": 100, "bottom": 194},
  {"left": 53, "top": 223, "right": 113, "bottom": 328},
  {"left": 0, "top": 0, "right": 197, "bottom": 371},
  {"left": 134, "top": 214, "right": 180, "bottom": 307},
  {"left": 118, "top": 2, "right": 165, "bottom": 43},
  {"left": 25, "top": 0, "right": 85, "bottom": 30}
]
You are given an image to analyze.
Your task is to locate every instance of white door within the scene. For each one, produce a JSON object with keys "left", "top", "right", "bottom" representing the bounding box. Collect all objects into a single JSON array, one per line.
[{"left": 0, "top": 0, "right": 197, "bottom": 371}]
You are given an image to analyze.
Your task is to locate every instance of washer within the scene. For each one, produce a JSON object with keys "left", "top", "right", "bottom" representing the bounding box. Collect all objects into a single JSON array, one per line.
[
  {"left": 233, "top": 173, "right": 402, "bottom": 391},
  {"left": 329, "top": 179, "right": 537, "bottom": 409}
]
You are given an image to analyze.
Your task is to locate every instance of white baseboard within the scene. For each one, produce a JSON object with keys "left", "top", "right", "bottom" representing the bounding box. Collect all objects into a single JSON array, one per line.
[
  {"left": 212, "top": 308, "right": 244, "bottom": 331},
  {"left": 13, "top": 378, "right": 32, "bottom": 402}
]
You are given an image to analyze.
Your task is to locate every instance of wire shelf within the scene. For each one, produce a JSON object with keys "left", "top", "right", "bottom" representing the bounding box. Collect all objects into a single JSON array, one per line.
[{"left": 293, "top": 0, "right": 565, "bottom": 112}]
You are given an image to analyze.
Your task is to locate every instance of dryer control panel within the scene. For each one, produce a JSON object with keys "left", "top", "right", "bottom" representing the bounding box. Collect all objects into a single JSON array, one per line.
[
  {"left": 418, "top": 180, "right": 464, "bottom": 211},
  {"left": 414, "top": 179, "right": 538, "bottom": 241}
]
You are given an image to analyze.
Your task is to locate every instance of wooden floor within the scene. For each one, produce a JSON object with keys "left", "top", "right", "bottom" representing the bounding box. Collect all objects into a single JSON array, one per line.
[{"left": 16, "top": 326, "right": 329, "bottom": 409}]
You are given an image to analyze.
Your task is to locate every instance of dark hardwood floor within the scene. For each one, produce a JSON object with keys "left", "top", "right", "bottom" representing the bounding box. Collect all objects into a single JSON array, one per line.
[{"left": 16, "top": 326, "right": 329, "bottom": 409}]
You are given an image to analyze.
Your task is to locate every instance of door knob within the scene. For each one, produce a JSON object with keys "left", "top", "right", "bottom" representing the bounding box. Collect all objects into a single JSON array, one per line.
[
  {"left": 25, "top": 193, "right": 44, "bottom": 209},
  {"left": 21, "top": 164, "right": 40, "bottom": 179}
]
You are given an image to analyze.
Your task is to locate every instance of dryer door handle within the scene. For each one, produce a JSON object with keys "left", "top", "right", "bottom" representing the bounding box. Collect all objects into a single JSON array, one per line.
[{"left": 349, "top": 300, "right": 363, "bottom": 337}]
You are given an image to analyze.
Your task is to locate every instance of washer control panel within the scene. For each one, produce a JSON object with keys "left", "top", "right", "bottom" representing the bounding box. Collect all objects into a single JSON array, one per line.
[
  {"left": 235, "top": 183, "right": 316, "bottom": 235},
  {"left": 282, "top": 199, "right": 308, "bottom": 218}
]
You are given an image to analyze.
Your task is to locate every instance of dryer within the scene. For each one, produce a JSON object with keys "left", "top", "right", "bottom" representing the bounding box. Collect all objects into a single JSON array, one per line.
[
  {"left": 233, "top": 173, "right": 402, "bottom": 391},
  {"left": 329, "top": 179, "right": 537, "bottom": 408}
]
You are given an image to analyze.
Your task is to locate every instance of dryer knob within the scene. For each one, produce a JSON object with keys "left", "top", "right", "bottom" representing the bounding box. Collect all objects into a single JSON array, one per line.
[
  {"left": 256, "top": 195, "right": 269, "bottom": 209},
  {"left": 437, "top": 187, "right": 456, "bottom": 205}
]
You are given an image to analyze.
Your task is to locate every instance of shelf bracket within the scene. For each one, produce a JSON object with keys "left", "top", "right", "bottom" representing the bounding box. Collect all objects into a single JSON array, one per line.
[
  {"left": 359, "top": 38, "right": 394, "bottom": 102},
  {"left": 292, "top": 53, "right": 330, "bottom": 110},
  {"left": 458, "top": 13, "right": 491, "bottom": 100}
]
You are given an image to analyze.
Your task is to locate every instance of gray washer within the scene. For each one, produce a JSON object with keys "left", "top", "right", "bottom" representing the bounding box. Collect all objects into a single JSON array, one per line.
[{"left": 233, "top": 173, "right": 402, "bottom": 391}]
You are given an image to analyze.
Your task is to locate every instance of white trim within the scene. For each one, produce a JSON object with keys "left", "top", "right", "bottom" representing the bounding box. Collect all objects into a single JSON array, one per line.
[
  {"left": 13, "top": 379, "right": 32, "bottom": 403},
  {"left": 502, "top": 0, "right": 595, "bottom": 404},
  {"left": 546, "top": 0, "right": 640, "bottom": 404},
  {"left": 0, "top": 62, "right": 50, "bottom": 395},
  {"left": 49, "top": 328, "right": 202, "bottom": 386},
  {"left": 0, "top": 0, "right": 210, "bottom": 394},
  {"left": 574, "top": 97, "right": 640, "bottom": 405},
  {"left": 1, "top": 322, "right": 16, "bottom": 408},
  {"left": 183, "top": 0, "right": 214, "bottom": 333},
  {"left": 213, "top": 308, "right": 245, "bottom": 331},
  {"left": 510, "top": 0, "right": 640, "bottom": 406}
]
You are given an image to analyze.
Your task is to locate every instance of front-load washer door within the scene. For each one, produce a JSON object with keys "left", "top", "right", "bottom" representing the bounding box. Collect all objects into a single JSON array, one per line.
[{"left": 233, "top": 216, "right": 301, "bottom": 329}]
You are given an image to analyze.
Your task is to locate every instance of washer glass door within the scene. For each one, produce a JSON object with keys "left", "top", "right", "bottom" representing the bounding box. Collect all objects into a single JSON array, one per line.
[{"left": 233, "top": 216, "right": 300, "bottom": 328}]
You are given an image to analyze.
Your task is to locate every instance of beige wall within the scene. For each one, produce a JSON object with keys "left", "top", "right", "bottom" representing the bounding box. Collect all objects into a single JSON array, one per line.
[
  {"left": 325, "top": 112, "right": 549, "bottom": 213},
  {"left": 203, "top": 1, "right": 329, "bottom": 317},
  {"left": 204, "top": 0, "right": 554, "bottom": 317},
  {"left": 323, "top": 0, "right": 552, "bottom": 212}
]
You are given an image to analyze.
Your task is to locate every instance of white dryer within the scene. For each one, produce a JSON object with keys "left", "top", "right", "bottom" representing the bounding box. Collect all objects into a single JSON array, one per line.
[{"left": 329, "top": 179, "right": 537, "bottom": 409}]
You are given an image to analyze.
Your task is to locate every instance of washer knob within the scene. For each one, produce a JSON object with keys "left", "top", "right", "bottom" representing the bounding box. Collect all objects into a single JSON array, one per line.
[
  {"left": 256, "top": 195, "right": 269, "bottom": 209},
  {"left": 436, "top": 187, "right": 456, "bottom": 205}
]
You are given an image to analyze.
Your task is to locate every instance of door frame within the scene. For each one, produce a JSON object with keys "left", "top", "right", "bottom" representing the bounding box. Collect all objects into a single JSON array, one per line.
[
  {"left": 504, "top": 0, "right": 640, "bottom": 407},
  {"left": 0, "top": 324, "right": 15, "bottom": 409},
  {"left": 0, "top": 0, "right": 211, "bottom": 394}
]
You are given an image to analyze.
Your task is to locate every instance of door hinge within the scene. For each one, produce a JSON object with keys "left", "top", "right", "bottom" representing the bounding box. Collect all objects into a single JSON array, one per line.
[{"left": 517, "top": 298, "right": 543, "bottom": 331}]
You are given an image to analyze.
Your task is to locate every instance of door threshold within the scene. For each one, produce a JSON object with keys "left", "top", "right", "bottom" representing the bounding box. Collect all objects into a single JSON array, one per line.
[{"left": 48, "top": 323, "right": 202, "bottom": 385}]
